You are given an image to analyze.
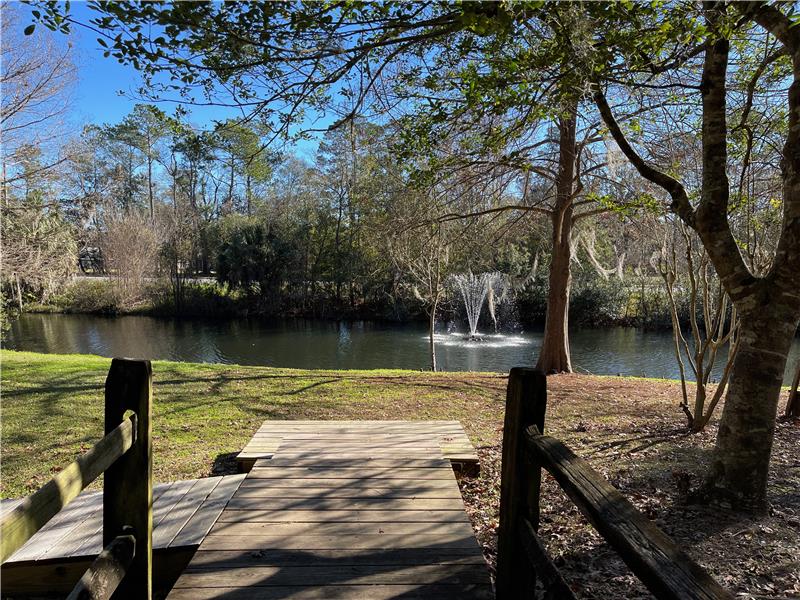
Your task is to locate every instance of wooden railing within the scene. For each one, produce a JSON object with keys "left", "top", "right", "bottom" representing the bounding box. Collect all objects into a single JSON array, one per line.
[
  {"left": 1, "top": 358, "right": 153, "bottom": 600},
  {"left": 495, "top": 368, "right": 733, "bottom": 600}
]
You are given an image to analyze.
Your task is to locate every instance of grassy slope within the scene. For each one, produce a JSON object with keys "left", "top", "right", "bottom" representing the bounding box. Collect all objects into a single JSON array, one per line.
[
  {"left": 2, "top": 350, "right": 797, "bottom": 598},
  {"left": 0, "top": 350, "right": 507, "bottom": 497}
]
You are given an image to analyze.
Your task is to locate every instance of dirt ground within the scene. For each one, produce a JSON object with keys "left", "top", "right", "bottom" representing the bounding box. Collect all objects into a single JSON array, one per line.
[{"left": 457, "top": 374, "right": 800, "bottom": 599}]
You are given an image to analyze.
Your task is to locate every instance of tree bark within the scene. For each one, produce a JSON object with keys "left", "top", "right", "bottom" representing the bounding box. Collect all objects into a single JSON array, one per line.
[
  {"left": 537, "top": 209, "right": 573, "bottom": 373},
  {"left": 429, "top": 297, "right": 438, "bottom": 372},
  {"left": 536, "top": 101, "right": 577, "bottom": 374},
  {"left": 702, "top": 310, "right": 796, "bottom": 511}
]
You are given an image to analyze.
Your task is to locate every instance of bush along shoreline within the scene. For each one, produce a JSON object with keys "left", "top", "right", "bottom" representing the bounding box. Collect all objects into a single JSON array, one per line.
[{"left": 26, "top": 274, "right": 698, "bottom": 330}]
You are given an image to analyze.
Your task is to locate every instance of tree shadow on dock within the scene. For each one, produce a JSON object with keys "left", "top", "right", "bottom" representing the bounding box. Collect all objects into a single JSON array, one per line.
[{"left": 174, "top": 542, "right": 493, "bottom": 599}]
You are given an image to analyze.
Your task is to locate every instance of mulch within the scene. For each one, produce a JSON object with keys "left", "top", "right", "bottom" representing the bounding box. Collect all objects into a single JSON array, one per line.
[{"left": 456, "top": 374, "right": 800, "bottom": 600}]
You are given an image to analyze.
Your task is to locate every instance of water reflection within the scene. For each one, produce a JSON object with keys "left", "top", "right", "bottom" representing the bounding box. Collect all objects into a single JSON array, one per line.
[
  {"left": 5, "top": 314, "right": 799, "bottom": 384},
  {"left": 337, "top": 321, "right": 352, "bottom": 355}
]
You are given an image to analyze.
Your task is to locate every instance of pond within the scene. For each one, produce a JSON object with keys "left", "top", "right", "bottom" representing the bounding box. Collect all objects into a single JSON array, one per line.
[{"left": 5, "top": 313, "right": 800, "bottom": 384}]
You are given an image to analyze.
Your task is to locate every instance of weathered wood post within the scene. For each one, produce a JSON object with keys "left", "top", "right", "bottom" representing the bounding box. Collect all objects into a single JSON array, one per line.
[
  {"left": 104, "top": 358, "right": 152, "bottom": 599},
  {"left": 496, "top": 367, "right": 547, "bottom": 599}
]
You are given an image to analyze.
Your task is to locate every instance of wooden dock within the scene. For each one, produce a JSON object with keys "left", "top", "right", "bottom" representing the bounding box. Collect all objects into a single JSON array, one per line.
[
  {"left": 1, "top": 474, "right": 245, "bottom": 594},
  {"left": 170, "top": 420, "right": 492, "bottom": 599},
  {"left": 236, "top": 420, "right": 480, "bottom": 473}
]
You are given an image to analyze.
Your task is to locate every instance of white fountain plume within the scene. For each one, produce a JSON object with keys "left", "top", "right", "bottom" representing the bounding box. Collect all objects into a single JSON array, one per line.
[{"left": 450, "top": 272, "right": 508, "bottom": 339}]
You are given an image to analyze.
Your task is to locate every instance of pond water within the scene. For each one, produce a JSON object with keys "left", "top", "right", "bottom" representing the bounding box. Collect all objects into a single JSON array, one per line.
[{"left": 5, "top": 313, "right": 800, "bottom": 384}]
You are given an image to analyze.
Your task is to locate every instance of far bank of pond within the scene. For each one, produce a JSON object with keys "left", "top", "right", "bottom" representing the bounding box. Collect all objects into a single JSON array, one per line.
[{"left": 6, "top": 313, "right": 800, "bottom": 384}]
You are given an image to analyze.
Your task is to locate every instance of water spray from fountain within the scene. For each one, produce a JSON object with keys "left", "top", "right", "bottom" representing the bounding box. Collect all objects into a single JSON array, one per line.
[{"left": 449, "top": 272, "right": 509, "bottom": 340}]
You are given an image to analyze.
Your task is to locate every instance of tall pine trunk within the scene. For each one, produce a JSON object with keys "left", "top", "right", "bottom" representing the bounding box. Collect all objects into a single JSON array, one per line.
[
  {"left": 536, "top": 100, "right": 577, "bottom": 373},
  {"left": 147, "top": 154, "right": 154, "bottom": 223}
]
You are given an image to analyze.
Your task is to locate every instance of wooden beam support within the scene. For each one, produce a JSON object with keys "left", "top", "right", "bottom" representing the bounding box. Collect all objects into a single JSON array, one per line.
[
  {"left": 495, "top": 367, "right": 547, "bottom": 599},
  {"left": 104, "top": 358, "right": 153, "bottom": 600},
  {"left": 66, "top": 533, "right": 136, "bottom": 600},
  {"left": 519, "top": 517, "right": 577, "bottom": 600}
]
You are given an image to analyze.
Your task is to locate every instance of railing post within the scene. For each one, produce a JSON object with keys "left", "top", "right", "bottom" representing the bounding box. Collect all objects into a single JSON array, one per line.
[
  {"left": 104, "top": 358, "right": 152, "bottom": 600},
  {"left": 496, "top": 367, "right": 547, "bottom": 599}
]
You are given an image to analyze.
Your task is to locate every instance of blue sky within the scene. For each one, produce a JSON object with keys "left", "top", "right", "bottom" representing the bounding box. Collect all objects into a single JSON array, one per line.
[{"left": 17, "top": 2, "right": 324, "bottom": 158}]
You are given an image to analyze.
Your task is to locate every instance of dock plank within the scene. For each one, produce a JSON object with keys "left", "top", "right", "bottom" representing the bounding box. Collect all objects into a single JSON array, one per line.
[
  {"left": 172, "top": 474, "right": 246, "bottom": 548},
  {"left": 187, "top": 548, "right": 485, "bottom": 568},
  {"left": 154, "top": 477, "right": 222, "bottom": 548},
  {"left": 246, "top": 467, "right": 458, "bottom": 479},
  {"left": 237, "top": 420, "right": 478, "bottom": 472},
  {"left": 168, "top": 584, "right": 494, "bottom": 600},
  {"left": 172, "top": 420, "right": 490, "bottom": 599},
  {"left": 208, "top": 521, "right": 476, "bottom": 537},
  {"left": 214, "top": 509, "right": 469, "bottom": 523},
  {"left": 175, "top": 564, "right": 489, "bottom": 586},
  {"left": 3, "top": 475, "right": 244, "bottom": 565},
  {"left": 233, "top": 485, "right": 464, "bottom": 499}
]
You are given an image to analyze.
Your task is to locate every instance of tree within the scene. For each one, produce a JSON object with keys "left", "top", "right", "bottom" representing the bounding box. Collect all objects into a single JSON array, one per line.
[
  {"left": 216, "top": 215, "right": 297, "bottom": 311},
  {"left": 1, "top": 3, "right": 76, "bottom": 203},
  {"left": 214, "top": 121, "right": 274, "bottom": 216},
  {"left": 159, "top": 202, "right": 197, "bottom": 312},
  {"left": 594, "top": 3, "right": 800, "bottom": 511},
  {"left": 101, "top": 209, "right": 161, "bottom": 308},
  {"left": 656, "top": 218, "right": 738, "bottom": 432},
  {"left": 388, "top": 200, "right": 454, "bottom": 372},
  {"left": 123, "top": 105, "right": 171, "bottom": 222},
  {"left": 25, "top": 2, "right": 612, "bottom": 373},
  {"left": 1, "top": 203, "right": 76, "bottom": 309}
]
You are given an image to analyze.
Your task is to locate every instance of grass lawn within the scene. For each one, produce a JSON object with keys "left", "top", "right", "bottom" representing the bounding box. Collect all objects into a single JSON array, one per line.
[{"left": 1, "top": 349, "right": 798, "bottom": 598}]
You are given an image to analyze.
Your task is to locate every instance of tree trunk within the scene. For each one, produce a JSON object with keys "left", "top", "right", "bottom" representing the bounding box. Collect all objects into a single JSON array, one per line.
[
  {"left": 594, "top": 5, "right": 800, "bottom": 514},
  {"left": 147, "top": 154, "right": 154, "bottom": 223},
  {"left": 785, "top": 358, "right": 800, "bottom": 418},
  {"left": 536, "top": 101, "right": 577, "bottom": 374},
  {"left": 227, "top": 154, "right": 235, "bottom": 210},
  {"left": 429, "top": 303, "right": 438, "bottom": 372},
  {"left": 536, "top": 210, "right": 573, "bottom": 373},
  {"left": 701, "top": 310, "right": 797, "bottom": 512},
  {"left": 246, "top": 174, "right": 252, "bottom": 215}
]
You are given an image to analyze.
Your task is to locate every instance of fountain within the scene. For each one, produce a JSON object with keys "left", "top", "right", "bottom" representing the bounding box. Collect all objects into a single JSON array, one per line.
[{"left": 450, "top": 272, "right": 509, "bottom": 340}]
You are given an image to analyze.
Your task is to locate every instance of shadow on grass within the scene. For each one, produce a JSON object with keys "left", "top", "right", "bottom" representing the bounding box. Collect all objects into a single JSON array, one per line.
[{"left": 211, "top": 452, "right": 240, "bottom": 476}]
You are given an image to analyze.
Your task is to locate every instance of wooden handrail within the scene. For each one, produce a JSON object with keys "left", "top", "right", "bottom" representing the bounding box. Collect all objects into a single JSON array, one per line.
[
  {"left": 66, "top": 532, "right": 136, "bottom": 600},
  {"left": 524, "top": 427, "right": 732, "bottom": 600},
  {"left": 0, "top": 357, "right": 153, "bottom": 600},
  {"left": 0, "top": 415, "right": 137, "bottom": 563},
  {"left": 496, "top": 368, "right": 733, "bottom": 600}
]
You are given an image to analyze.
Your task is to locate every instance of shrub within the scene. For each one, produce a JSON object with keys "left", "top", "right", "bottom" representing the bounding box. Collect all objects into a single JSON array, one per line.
[
  {"left": 59, "top": 278, "right": 120, "bottom": 313},
  {"left": 149, "top": 280, "right": 242, "bottom": 317},
  {"left": 571, "top": 278, "right": 628, "bottom": 326}
]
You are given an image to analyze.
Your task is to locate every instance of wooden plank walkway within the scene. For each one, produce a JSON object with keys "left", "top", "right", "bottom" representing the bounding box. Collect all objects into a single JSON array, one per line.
[
  {"left": 170, "top": 420, "right": 492, "bottom": 599},
  {"left": 1, "top": 474, "right": 245, "bottom": 594},
  {"left": 236, "top": 420, "right": 479, "bottom": 473}
]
